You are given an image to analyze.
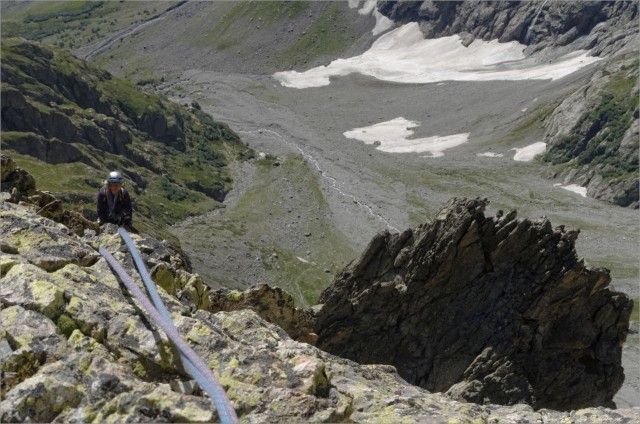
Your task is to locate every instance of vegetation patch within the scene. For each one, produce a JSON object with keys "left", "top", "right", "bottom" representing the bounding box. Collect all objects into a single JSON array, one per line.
[
  {"left": 1, "top": 1, "right": 161, "bottom": 50},
  {"left": 282, "top": 2, "right": 351, "bottom": 67},
  {"left": 542, "top": 63, "right": 638, "bottom": 180},
  {"left": 1, "top": 38, "right": 252, "bottom": 243},
  {"left": 199, "top": 1, "right": 308, "bottom": 51},
  {"left": 176, "top": 154, "right": 357, "bottom": 307}
]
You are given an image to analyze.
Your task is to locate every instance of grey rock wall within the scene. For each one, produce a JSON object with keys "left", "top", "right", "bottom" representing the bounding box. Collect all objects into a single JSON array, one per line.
[{"left": 377, "top": 0, "right": 637, "bottom": 55}]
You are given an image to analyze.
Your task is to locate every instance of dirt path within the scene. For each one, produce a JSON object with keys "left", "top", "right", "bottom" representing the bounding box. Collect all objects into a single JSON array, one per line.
[{"left": 76, "top": 1, "right": 189, "bottom": 60}]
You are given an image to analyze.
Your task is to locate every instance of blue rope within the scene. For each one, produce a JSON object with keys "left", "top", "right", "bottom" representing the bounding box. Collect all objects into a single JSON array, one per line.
[
  {"left": 100, "top": 230, "right": 238, "bottom": 424},
  {"left": 116, "top": 229, "right": 208, "bottom": 399}
]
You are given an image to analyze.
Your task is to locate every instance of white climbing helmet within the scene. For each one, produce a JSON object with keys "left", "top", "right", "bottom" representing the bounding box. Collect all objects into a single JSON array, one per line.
[{"left": 106, "top": 171, "right": 123, "bottom": 184}]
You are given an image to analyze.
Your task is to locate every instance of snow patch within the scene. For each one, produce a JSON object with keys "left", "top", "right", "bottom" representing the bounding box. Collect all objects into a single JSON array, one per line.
[
  {"left": 477, "top": 152, "right": 504, "bottom": 157},
  {"left": 344, "top": 117, "right": 468, "bottom": 157},
  {"left": 372, "top": 10, "right": 394, "bottom": 36},
  {"left": 274, "top": 22, "right": 601, "bottom": 89},
  {"left": 511, "top": 142, "right": 546, "bottom": 161},
  {"left": 557, "top": 184, "right": 588, "bottom": 197}
]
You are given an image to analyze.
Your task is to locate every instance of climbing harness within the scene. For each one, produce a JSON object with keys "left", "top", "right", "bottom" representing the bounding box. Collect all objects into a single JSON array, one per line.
[{"left": 99, "top": 227, "right": 238, "bottom": 424}]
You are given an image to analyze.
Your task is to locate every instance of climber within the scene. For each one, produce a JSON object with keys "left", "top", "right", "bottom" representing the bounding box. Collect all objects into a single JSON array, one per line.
[{"left": 96, "top": 171, "right": 138, "bottom": 233}]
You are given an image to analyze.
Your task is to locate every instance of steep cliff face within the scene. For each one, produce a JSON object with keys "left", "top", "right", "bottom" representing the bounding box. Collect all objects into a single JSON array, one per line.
[
  {"left": 542, "top": 54, "right": 638, "bottom": 208},
  {"left": 377, "top": 0, "right": 637, "bottom": 55},
  {"left": 314, "top": 198, "right": 632, "bottom": 411}
]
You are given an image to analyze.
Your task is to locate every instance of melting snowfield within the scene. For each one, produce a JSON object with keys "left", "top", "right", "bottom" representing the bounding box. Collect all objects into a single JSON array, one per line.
[
  {"left": 274, "top": 22, "right": 601, "bottom": 89},
  {"left": 555, "top": 183, "right": 588, "bottom": 197},
  {"left": 511, "top": 142, "right": 547, "bottom": 161},
  {"left": 274, "top": 22, "right": 600, "bottom": 158},
  {"left": 343, "top": 117, "right": 468, "bottom": 157}
]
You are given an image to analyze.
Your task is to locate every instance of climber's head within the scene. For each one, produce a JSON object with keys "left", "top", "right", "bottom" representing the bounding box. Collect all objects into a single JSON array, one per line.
[{"left": 106, "top": 171, "right": 123, "bottom": 194}]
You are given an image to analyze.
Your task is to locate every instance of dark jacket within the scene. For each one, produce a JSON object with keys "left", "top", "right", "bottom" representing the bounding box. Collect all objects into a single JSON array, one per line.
[{"left": 96, "top": 185, "right": 133, "bottom": 226}]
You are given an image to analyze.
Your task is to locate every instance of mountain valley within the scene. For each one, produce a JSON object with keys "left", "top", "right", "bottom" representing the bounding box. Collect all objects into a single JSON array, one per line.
[{"left": 2, "top": 0, "right": 638, "bottom": 414}]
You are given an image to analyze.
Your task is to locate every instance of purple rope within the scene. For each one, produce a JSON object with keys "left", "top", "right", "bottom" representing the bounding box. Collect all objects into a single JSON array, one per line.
[{"left": 99, "top": 247, "right": 238, "bottom": 424}]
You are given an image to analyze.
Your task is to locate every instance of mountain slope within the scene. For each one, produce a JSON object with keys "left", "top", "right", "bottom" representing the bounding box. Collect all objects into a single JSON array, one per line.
[
  {"left": 0, "top": 1, "right": 378, "bottom": 80},
  {"left": 1, "top": 38, "right": 253, "bottom": 240},
  {"left": 0, "top": 1, "right": 638, "bottom": 414},
  {"left": 375, "top": 0, "right": 639, "bottom": 207},
  {"left": 542, "top": 54, "right": 638, "bottom": 207}
]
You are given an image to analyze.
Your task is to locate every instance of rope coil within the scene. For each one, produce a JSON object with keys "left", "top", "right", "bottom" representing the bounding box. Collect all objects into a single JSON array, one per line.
[{"left": 100, "top": 228, "right": 238, "bottom": 424}]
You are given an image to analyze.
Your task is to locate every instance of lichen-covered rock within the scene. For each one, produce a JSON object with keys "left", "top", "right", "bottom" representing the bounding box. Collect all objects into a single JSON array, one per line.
[
  {"left": 208, "top": 283, "right": 316, "bottom": 342},
  {"left": 1, "top": 154, "right": 101, "bottom": 235},
  {"left": 314, "top": 198, "right": 632, "bottom": 411},
  {"left": 1, "top": 197, "right": 638, "bottom": 423}
]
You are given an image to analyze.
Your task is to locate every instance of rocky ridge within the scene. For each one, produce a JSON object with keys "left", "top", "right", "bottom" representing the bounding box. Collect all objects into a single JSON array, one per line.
[
  {"left": 314, "top": 198, "right": 632, "bottom": 411},
  {"left": 1, "top": 164, "right": 638, "bottom": 422}
]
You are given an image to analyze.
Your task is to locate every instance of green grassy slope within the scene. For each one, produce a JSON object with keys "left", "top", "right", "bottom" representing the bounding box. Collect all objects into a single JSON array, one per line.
[
  {"left": 1, "top": 38, "right": 253, "bottom": 242},
  {"left": 174, "top": 154, "right": 358, "bottom": 306},
  {"left": 0, "top": 1, "right": 175, "bottom": 51}
]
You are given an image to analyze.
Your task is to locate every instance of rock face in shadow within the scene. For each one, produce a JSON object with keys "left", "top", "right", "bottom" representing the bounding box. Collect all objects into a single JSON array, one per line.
[{"left": 314, "top": 198, "right": 632, "bottom": 410}]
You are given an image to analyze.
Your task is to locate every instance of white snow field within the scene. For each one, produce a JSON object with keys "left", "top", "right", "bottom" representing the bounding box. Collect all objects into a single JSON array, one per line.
[
  {"left": 273, "top": 22, "right": 602, "bottom": 89},
  {"left": 511, "top": 142, "right": 547, "bottom": 161},
  {"left": 343, "top": 117, "right": 469, "bottom": 157},
  {"left": 555, "top": 183, "right": 588, "bottom": 197}
]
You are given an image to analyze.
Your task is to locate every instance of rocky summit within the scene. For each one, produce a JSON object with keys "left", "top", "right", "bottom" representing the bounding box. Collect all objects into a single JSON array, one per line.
[
  {"left": 1, "top": 164, "right": 639, "bottom": 422},
  {"left": 314, "top": 198, "right": 632, "bottom": 411}
]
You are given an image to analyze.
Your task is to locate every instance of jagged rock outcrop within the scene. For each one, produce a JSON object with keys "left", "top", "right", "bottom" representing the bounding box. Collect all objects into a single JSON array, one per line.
[
  {"left": 2, "top": 182, "right": 638, "bottom": 421},
  {"left": 377, "top": 0, "right": 638, "bottom": 55},
  {"left": 314, "top": 198, "right": 632, "bottom": 411}
]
